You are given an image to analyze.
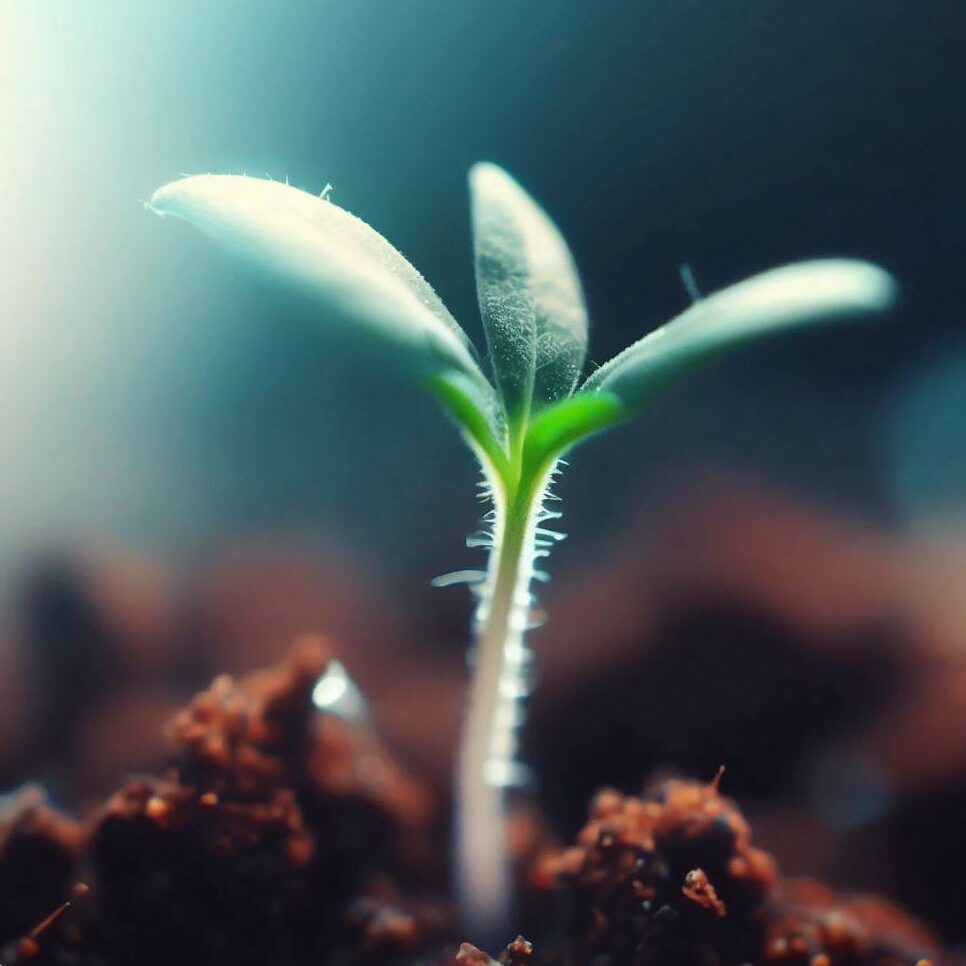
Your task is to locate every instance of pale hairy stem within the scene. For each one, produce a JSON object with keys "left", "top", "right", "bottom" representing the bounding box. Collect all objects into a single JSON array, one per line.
[{"left": 456, "top": 459, "right": 555, "bottom": 946}]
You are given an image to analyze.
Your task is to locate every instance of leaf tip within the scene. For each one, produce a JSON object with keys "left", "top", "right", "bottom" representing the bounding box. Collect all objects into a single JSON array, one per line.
[
  {"left": 847, "top": 260, "right": 898, "bottom": 312},
  {"left": 768, "top": 258, "right": 899, "bottom": 317},
  {"left": 146, "top": 176, "right": 197, "bottom": 221},
  {"left": 468, "top": 160, "right": 509, "bottom": 187},
  {"left": 468, "top": 162, "right": 529, "bottom": 210}
]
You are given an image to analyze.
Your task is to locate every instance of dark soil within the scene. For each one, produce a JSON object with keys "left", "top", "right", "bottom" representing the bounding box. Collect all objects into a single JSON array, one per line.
[{"left": 0, "top": 643, "right": 952, "bottom": 966}]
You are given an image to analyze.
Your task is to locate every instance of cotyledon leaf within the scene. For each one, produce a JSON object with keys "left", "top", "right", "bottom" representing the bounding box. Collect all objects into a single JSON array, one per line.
[
  {"left": 148, "top": 174, "right": 496, "bottom": 416},
  {"left": 581, "top": 259, "right": 896, "bottom": 411},
  {"left": 469, "top": 163, "right": 589, "bottom": 419}
]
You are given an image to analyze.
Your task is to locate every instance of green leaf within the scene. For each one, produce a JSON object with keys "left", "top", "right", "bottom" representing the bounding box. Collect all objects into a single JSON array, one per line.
[
  {"left": 469, "top": 163, "right": 589, "bottom": 419},
  {"left": 429, "top": 371, "right": 509, "bottom": 482},
  {"left": 524, "top": 392, "right": 626, "bottom": 469},
  {"left": 149, "top": 174, "right": 495, "bottom": 405},
  {"left": 581, "top": 259, "right": 896, "bottom": 411}
]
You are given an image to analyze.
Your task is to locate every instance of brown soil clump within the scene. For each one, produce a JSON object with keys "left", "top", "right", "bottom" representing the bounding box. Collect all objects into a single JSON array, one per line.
[
  {"left": 0, "top": 638, "right": 435, "bottom": 966},
  {"left": 493, "top": 776, "right": 947, "bottom": 966}
]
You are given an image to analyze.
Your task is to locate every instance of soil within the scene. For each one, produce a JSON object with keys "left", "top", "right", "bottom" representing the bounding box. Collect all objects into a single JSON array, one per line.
[{"left": 0, "top": 642, "right": 952, "bottom": 966}]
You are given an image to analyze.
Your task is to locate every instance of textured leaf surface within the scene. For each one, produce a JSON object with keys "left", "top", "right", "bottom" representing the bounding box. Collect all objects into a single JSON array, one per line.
[
  {"left": 470, "top": 163, "right": 588, "bottom": 417},
  {"left": 582, "top": 260, "right": 895, "bottom": 410},
  {"left": 149, "top": 174, "right": 492, "bottom": 397}
]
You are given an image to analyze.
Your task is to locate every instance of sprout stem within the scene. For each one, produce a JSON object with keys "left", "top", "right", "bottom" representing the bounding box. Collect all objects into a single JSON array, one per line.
[{"left": 456, "top": 458, "right": 554, "bottom": 945}]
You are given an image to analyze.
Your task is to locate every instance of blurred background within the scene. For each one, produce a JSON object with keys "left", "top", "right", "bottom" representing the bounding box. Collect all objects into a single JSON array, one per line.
[{"left": 2, "top": 0, "right": 966, "bottom": 944}]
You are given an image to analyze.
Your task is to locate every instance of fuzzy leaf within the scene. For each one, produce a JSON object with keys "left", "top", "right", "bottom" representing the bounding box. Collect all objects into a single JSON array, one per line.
[
  {"left": 469, "top": 163, "right": 588, "bottom": 418},
  {"left": 149, "top": 174, "right": 494, "bottom": 405},
  {"left": 582, "top": 259, "right": 896, "bottom": 410}
]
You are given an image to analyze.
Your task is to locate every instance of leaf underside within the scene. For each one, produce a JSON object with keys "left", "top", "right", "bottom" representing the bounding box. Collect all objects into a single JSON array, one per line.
[
  {"left": 149, "top": 174, "right": 495, "bottom": 402},
  {"left": 581, "top": 259, "right": 896, "bottom": 410},
  {"left": 524, "top": 392, "right": 626, "bottom": 469}
]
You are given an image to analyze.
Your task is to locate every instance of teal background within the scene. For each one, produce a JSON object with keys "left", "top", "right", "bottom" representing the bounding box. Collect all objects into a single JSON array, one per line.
[{"left": 1, "top": 0, "right": 965, "bottom": 591}]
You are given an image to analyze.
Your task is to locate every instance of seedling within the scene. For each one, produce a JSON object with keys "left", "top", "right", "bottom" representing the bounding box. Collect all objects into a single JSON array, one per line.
[{"left": 148, "top": 164, "right": 894, "bottom": 942}]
